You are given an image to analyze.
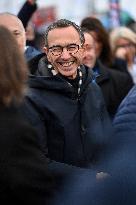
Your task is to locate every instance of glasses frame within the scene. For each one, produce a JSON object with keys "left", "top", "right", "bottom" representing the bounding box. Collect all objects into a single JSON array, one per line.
[{"left": 48, "top": 44, "right": 82, "bottom": 56}]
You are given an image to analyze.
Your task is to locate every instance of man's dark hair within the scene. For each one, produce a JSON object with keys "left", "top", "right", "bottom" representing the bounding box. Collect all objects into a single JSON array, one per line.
[{"left": 44, "top": 19, "right": 85, "bottom": 47}]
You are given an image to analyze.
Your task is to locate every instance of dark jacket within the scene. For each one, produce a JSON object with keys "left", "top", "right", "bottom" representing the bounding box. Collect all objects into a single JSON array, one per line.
[
  {"left": 111, "top": 57, "right": 130, "bottom": 73},
  {"left": 22, "top": 54, "right": 113, "bottom": 168},
  {"left": 93, "top": 60, "right": 134, "bottom": 118},
  {"left": 0, "top": 103, "right": 55, "bottom": 204},
  {"left": 18, "top": 1, "right": 37, "bottom": 29}
]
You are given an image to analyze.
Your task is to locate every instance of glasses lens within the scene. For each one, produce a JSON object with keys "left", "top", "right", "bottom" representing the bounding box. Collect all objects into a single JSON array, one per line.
[
  {"left": 67, "top": 44, "right": 79, "bottom": 54},
  {"left": 49, "top": 46, "right": 62, "bottom": 56},
  {"left": 49, "top": 44, "right": 80, "bottom": 56}
]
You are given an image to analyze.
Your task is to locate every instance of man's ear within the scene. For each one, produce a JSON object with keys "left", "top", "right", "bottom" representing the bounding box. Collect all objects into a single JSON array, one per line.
[
  {"left": 43, "top": 47, "right": 48, "bottom": 55},
  {"left": 43, "top": 47, "right": 51, "bottom": 62}
]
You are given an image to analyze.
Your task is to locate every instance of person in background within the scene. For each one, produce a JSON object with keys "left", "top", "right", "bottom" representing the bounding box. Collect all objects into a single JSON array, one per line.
[
  {"left": 17, "top": 0, "right": 46, "bottom": 52},
  {"left": 81, "top": 28, "right": 97, "bottom": 69},
  {"left": 0, "top": 25, "right": 55, "bottom": 204},
  {"left": 18, "top": 0, "right": 38, "bottom": 49},
  {"left": 80, "top": 16, "right": 132, "bottom": 74},
  {"left": 80, "top": 16, "right": 113, "bottom": 68},
  {"left": 82, "top": 27, "right": 134, "bottom": 118},
  {"left": 22, "top": 19, "right": 113, "bottom": 170},
  {"left": 110, "top": 26, "right": 136, "bottom": 83},
  {"left": 0, "top": 13, "right": 26, "bottom": 53},
  {"left": 0, "top": 12, "right": 40, "bottom": 61},
  {"left": 18, "top": 0, "right": 37, "bottom": 29}
]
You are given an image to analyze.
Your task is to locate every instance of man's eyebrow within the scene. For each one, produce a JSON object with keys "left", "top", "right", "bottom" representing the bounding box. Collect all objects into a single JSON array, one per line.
[
  {"left": 49, "top": 43, "right": 79, "bottom": 48},
  {"left": 50, "top": 45, "right": 62, "bottom": 48}
]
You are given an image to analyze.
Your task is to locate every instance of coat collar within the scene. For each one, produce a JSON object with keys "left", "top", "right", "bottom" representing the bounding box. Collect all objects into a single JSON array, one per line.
[{"left": 93, "top": 60, "right": 110, "bottom": 84}]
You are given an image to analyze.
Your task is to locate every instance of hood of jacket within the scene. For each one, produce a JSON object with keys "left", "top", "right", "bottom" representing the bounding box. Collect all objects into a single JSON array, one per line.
[{"left": 28, "top": 53, "right": 95, "bottom": 97}]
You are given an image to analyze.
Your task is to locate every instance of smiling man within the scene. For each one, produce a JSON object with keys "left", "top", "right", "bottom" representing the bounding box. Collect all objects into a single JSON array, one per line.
[
  {"left": 43, "top": 23, "right": 84, "bottom": 79},
  {"left": 23, "top": 19, "right": 112, "bottom": 169}
]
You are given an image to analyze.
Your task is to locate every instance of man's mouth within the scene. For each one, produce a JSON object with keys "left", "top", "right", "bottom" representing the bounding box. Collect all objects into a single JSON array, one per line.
[{"left": 58, "top": 61, "right": 74, "bottom": 67}]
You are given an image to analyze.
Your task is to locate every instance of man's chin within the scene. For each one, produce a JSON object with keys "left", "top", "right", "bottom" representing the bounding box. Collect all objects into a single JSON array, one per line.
[{"left": 60, "top": 70, "right": 77, "bottom": 79}]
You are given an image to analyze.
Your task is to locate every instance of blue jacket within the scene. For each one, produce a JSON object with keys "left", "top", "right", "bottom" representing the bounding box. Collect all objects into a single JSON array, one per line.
[
  {"left": 113, "top": 84, "right": 136, "bottom": 138},
  {"left": 22, "top": 55, "right": 113, "bottom": 168},
  {"left": 25, "top": 46, "right": 41, "bottom": 61},
  {"left": 111, "top": 85, "right": 136, "bottom": 175}
]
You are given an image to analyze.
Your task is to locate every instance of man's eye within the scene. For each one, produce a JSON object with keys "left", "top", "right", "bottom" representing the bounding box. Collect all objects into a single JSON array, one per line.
[
  {"left": 52, "top": 47, "right": 61, "bottom": 52},
  {"left": 13, "top": 32, "right": 21, "bottom": 36},
  {"left": 68, "top": 45, "right": 77, "bottom": 51}
]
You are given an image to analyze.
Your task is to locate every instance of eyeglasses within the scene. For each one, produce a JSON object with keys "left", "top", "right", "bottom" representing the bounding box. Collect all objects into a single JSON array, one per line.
[
  {"left": 48, "top": 44, "right": 82, "bottom": 56},
  {"left": 116, "top": 43, "right": 135, "bottom": 49}
]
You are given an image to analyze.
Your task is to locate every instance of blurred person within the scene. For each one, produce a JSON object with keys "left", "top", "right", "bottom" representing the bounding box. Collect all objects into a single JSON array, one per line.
[
  {"left": 80, "top": 16, "right": 132, "bottom": 74},
  {"left": 18, "top": 0, "right": 39, "bottom": 49},
  {"left": 82, "top": 28, "right": 133, "bottom": 118},
  {"left": 110, "top": 26, "right": 136, "bottom": 83},
  {"left": 18, "top": 0, "right": 37, "bottom": 29},
  {"left": 50, "top": 143, "right": 136, "bottom": 205},
  {"left": 80, "top": 16, "right": 113, "bottom": 68},
  {"left": 82, "top": 28, "right": 96, "bottom": 68},
  {"left": 22, "top": 19, "right": 113, "bottom": 169},
  {"left": 0, "top": 12, "right": 40, "bottom": 61},
  {"left": 0, "top": 25, "right": 55, "bottom": 203},
  {"left": 113, "top": 84, "right": 136, "bottom": 151},
  {"left": 17, "top": 0, "right": 49, "bottom": 52},
  {"left": 0, "top": 13, "right": 26, "bottom": 53}
]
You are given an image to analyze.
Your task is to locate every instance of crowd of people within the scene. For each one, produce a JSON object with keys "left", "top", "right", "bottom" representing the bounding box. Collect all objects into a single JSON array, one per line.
[{"left": 0, "top": 0, "right": 136, "bottom": 204}]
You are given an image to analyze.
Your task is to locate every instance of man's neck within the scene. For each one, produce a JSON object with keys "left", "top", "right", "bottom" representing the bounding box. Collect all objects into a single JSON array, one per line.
[{"left": 67, "top": 70, "right": 77, "bottom": 80}]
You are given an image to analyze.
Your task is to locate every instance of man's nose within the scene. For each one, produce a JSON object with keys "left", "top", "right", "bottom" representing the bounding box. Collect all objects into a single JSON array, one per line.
[{"left": 61, "top": 48, "right": 71, "bottom": 58}]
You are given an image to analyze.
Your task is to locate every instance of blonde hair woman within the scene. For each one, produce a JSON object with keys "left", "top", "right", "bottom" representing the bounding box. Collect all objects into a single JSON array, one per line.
[{"left": 110, "top": 27, "right": 136, "bottom": 83}]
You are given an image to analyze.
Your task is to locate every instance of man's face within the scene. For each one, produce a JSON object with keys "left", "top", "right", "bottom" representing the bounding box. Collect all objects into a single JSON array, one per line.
[
  {"left": 82, "top": 32, "right": 96, "bottom": 68},
  {"left": 0, "top": 15, "right": 26, "bottom": 53},
  {"left": 44, "top": 26, "right": 84, "bottom": 79}
]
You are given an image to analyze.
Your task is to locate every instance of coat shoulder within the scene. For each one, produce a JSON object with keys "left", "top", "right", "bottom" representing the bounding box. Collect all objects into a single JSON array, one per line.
[{"left": 113, "top": 85, "right": 136, "bottom": 131}]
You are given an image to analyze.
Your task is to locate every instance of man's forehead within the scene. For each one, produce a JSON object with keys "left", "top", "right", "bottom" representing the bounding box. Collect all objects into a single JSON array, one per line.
[
  {"left": 0, "top": 15, "right": 24, "bottom": 31},
  {"left": 0, "top": 14, "right": 16, "bottom": 21},
  {"left": 48, "top": 26, "right": 80, "bottom": 44}
]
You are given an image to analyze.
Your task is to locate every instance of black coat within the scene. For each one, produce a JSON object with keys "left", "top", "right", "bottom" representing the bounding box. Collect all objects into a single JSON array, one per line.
[
  {"left": 94, "top": 60, "right": 134, "bottom": 118},
  {"left": 0, "top": 104, "right": 55, "bottom": 204},
  {"left": 17, "top": 1, "right": 37, "bottom": 29},
  {"left": 22, "top": 55, "right": 113, "bottom": 169}
]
